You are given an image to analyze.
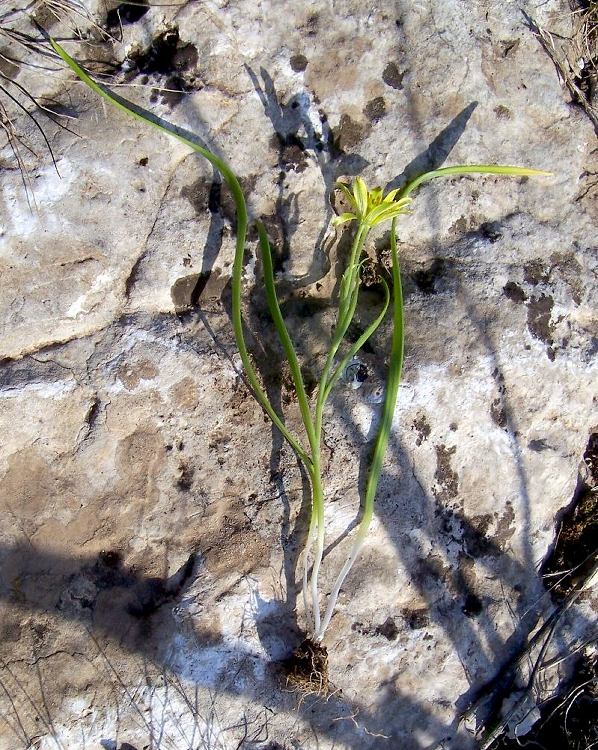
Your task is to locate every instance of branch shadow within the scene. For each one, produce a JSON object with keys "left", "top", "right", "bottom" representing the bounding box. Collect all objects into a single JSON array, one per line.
[
  {"left": 385, "top": 101, "right": 478, "bottom": 193},
  {"left": 245, "top": 65, "right": 369, "bottom": 286}
]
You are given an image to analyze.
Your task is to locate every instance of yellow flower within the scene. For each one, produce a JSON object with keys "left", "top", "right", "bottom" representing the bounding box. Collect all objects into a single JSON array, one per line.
[{"left": 333, "top": 177, "right": 412, "bottom": 228}]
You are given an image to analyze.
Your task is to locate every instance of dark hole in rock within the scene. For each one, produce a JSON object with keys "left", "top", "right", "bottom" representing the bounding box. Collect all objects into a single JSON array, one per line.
[
  {"left": 403, "top": 608, "right": 429, "bottom": 629},
  {"left": 123, "top": 27, "right": 199, "bottom": 108},
  {"left": 376, "top": 616, "right": 399, "bottom": 640},
  {"left": 503, "top": 281, "right": 527, "bottom": 303},
  {"left": 344, "top": 360, "right": 369, "bottom": 387},
  {"left": 364, "top": 96, "right": 387, "bottom": 123},
  {"left": 133, "top": 28, "right": 180, "bottom": 74},
  {"left": 355, "top": 363, "right": 368, "bottom": 382},
  {"left": 106, "top": 0, "right": 149, "bottom": 28},
  {"left": 290, "top": 53, "right": 308, "bottom": 72},
  {"left": 382, "top": 61, "right": 406, "bottom": 89},
  {"left": 480, "top": 221, "right": 503, "bottom": 242},
  {"left": 462, "top": 593, "right": 483, "bottom": 617},
  {"left": 412, "top": 258, "right": 445, "bottom": 294}
]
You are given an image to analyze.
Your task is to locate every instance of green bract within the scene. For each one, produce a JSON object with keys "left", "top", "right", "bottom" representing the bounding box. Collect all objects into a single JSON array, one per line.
[
  {"left": 333, "top": 177, "right": 412, "bottom": 227},
  {"left": 51, "top": 37, "right": 551, "bottom": 644}
]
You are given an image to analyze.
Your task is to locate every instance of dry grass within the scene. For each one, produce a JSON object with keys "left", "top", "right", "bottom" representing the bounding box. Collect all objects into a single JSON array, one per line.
[
  {"left": 526, "top": 2, "right": 598, "bottom": 131},
  {"left": 0, "top": 0, "right": 100, "bottom": 205},
  {"left": 0, "top": 0, "right": 192, "bottom": 205}
]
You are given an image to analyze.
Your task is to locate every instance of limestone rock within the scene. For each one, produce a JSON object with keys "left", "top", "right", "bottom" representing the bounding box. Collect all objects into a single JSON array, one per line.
[{"left": 0, "top": 1, "right": 595, "bottom": 748}]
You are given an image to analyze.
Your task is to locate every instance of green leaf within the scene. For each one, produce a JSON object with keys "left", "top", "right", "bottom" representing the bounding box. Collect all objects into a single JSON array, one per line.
[
  {"left": 365, "top": 198, "right": 411, "bottom": 227},
  {"left": 352, "top": 177, "right": 368, "bottom": 217},
  {"left": 368, "top": 187, "right": 384, "bottom": 206},
  {"left": 399, "top": 164, "right": 552, "bottom": 199},
  {"left": 335, "top": 181, "right": 356, "bottom": 207},
  {"left": 382, "top": 188, "right": 400, "bottom": 203},
  {"left": 332, "top": 212, "right": 357, "bottom": 226}
]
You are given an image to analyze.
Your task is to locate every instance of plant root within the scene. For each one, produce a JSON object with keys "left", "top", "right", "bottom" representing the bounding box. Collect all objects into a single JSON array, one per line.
[{"left": 281, "top": 638, "right": 329, "bottom": 696}]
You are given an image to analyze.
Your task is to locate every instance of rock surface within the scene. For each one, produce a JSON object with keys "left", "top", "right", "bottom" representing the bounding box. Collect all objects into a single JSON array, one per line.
[{"left": 0, "top": 1, "right": 596, "bottom": 748}]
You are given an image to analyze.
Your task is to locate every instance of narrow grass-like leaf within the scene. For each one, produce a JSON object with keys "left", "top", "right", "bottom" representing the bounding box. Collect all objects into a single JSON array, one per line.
[
  {"left": 50, "top": 39, "right": 306, "bottom": 467},
  {"left": 335, "top": 224, "right": 368, "bottom": 335},
  {"left": 399, "top": 164, "right": 552, "bottom": 199},
  {"left": 257, "top": 222, "right": 316, "bottom": 463},
  {"left": 334, "top": 264, "right": 363, "bottom": 348},
  {"left": 316, "top": 217, "right": 404, "bottom": 640}
]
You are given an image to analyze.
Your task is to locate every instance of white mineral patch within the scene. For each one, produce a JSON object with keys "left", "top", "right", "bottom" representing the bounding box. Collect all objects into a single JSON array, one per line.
[
  {"left": 1, "top": 159, "right": 77, "bottom": 239},
  {"left": 0, "top": 379, "right": 75, "bottom": 399},
  {"left": 66, "top": 269, "right": 114, "bottom": 317}
]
